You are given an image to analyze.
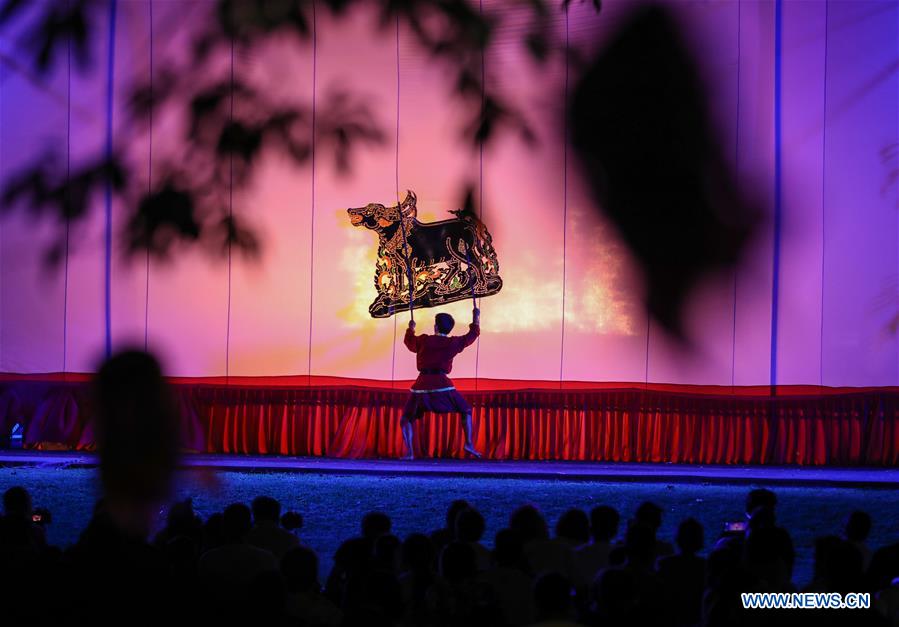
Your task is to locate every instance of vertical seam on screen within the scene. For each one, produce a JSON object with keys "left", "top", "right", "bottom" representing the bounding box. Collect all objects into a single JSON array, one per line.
[
  {"left": 0, "top": 51, "right": 2, "bottom": 369},
  {"left": 144, "top": 0, "right": 153, "bottom": 351},
  {"left": 0, "top": 34, "right": 2, "bottom": 368},
  {"left": 391, "top": 13, "right": 400, "bottom": 387},
  {"left": 770, "top": 0, "right": 783, "bottom": 394},
  {"left": 63, "top": 13, "right": 72, "bottom": 375},
  {"left": 307, "top": 0, "right": 317, "bottom": 386},
  {"left": 819, "top": 0, "right": 828, "bottom": 387},
  {"left": 644, "top": 317, "right": 650, "bottom": 387},
  {"left": 559, "top": 6, "right": 569, "bottom": 390},
  {"left": 731, "top": 0, "right": 741, "bottom": 391},
  {"left": 225, "top": 39, "right": 234, "bottom": 379},
  {"left": 103, "top": 0, "right": 118, "bottom": 359},
  {"left": 475, "top": 0, "right": 484, "bottom": 392}
]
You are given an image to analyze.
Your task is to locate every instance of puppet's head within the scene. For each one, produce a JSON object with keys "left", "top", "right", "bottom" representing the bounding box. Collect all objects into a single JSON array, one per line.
[{"left": 348, "top": 190, "right": 417, "bottom": 237}]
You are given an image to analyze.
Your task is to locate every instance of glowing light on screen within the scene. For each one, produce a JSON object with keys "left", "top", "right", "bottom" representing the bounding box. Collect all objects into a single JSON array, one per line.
[{"left": 339, "top": 206, "right": 637, "bottom": 335}]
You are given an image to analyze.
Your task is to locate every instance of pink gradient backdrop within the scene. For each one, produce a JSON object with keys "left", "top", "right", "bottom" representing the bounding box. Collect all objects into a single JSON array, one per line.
[{"left": 0, "top": 0, "right": 896, "bottom": 387}]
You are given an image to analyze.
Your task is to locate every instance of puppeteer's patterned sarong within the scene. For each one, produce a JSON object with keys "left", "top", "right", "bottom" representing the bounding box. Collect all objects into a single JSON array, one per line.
[{"left": 402, "top": 388, "right": 472, "bottom": 421}]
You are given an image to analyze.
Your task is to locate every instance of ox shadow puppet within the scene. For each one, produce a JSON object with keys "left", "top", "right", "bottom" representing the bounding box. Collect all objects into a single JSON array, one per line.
[{"left": 348, "top": 191, "right": 502, "bottom": 318}]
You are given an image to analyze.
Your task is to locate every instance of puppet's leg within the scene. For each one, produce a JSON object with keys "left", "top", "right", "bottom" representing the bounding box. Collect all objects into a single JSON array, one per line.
[{"left": 462, "top": 411, "right": 482, "bottom": 459}]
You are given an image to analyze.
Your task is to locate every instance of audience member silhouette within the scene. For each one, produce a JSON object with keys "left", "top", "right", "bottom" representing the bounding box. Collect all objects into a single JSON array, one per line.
[
  {"left": 456, "top": 507, "right": 490, "bottom": 572},
  {"left": 573, "top": 505, "right": 619, "bottom": 595},
  {"left": 282, "top": 545, "right": 343, "bottom": 625},
  {"left": 426, "top": 541, "right": 483, "bottom": 626},
  {"left": 634, "top": 501, "right": 675, "bottom": 560},
  {"left": 0, "top": 486, "right": 46, "bottom": 551},
  {"left": 590, "top": 566, "right": 639, "bottom": 627},
  {"left": 0, "top": 479, "right": 894, "bottom": 627},
  {"left": 246, "top": 494, "right": 301, "bottom": 558},
  {"left": 657, "top": 517, "right": 706, "bottom": 627},
  {"left": 480, "top": 528, "right": 535, "bottom": 625},
  {"left": 198, "top": 502, "right": 279, "bottom": 593},
  {"left": 846, "top": 510, "right": 874, "bottom": 571},
  {"left": 514, "top": 504, "right": 576, "bottom": 579},
  {"left": 59, "top": 349, "right": 179, "bottom": 624},
  {"left": 431, "top": 499, "right": 472, "bottom": 552}
]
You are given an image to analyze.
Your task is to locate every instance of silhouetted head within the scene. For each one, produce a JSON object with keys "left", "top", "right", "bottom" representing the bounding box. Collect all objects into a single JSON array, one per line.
[
  {"left": 455, "top": 508, "right": 485, "bottom": 543},
  {"left": 435, "top": 313, "right": 455, "bottom": 335},
  {"left": 533, "top": 573, "right": 574, "bottom": 621},
  {"left": 445, "top": 499, "right": 472, "bottom": 533},
  {"left": 748, "top": 505, "right": 776, "bottom": 531},
  {"left": 362, "top": 511, "right": 392, "bottom": 540},
  {"left": 634, "top": 501, "right": 663, "bottom": 532},
  {"left": 844, "top": 511, "right": 871, "bottom": 543},
  {"left": 590, "top": 505, "right": 620, "bottom": 543},
  {"left": 281, "top": 511, "right": 303, "bottom": 532},
  {"left": 510, "top": 504, "right": 549, "bottom": 543},
  {"left": 556, "top": 508, "right": 590, "bottom": 545},
  {"left": 251, "top": 496, "right": 281, "bottom": 524},
  {"left": 282, "top": 546, "right": 319, "bottom": 592},
  {"left": 676, "top": 517, "right": 704, "bottom": 555},
  {"left": 223, "top": 503, "right": 252, "bottom": 544},
  {"left": 746, "top": 488, "right": 777, "bottom": 516},
  {"left": 165, "top": 498, "right": 201, "bottom": 538},
  {"left": 93, "top": 350, "right": 179, "bottom": 507},
  {"left": 2, "top": 487, "right": 31, "bottom": 519},
  {"left": 334, "top": 537, "right": 370, "bottom": 574}
]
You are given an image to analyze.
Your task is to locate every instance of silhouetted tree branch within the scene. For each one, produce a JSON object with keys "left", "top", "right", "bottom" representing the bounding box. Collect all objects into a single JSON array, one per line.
[{"left": 1, "top": 0, "right": 588, "bottom": 263}]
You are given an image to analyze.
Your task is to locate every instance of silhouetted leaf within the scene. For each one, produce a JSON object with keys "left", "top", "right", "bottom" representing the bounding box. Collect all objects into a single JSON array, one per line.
[
  {"left": 525, "top": 30, "right": 550, "bottom": 62},
  {"left": 0, "top": 0, "right": 27, "bottom": 26},
  {"left": 569, "top": 5, "right": 760, "bottom": 339},
  {"left": 217, "top": 213, "right": 260, "bottom": 258},
  {"left": 128, "top": 184, "right": 202, "bottom": 256}
]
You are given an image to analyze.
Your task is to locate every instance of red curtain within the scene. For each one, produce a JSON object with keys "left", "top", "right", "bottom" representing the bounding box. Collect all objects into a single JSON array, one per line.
[{"left": 1, "top": 377, "right": 897, "bottom": 465}]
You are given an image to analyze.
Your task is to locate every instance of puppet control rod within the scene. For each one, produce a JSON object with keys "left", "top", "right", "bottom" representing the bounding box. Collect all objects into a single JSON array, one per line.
[{"left": 399, "top": 207, "right": 415, "bottom": 323}]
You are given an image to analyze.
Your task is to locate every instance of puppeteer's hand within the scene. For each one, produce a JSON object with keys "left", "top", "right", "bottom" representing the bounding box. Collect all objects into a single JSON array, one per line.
[{"left": 472, "top": 308, "right": 480, "bottom": 325}]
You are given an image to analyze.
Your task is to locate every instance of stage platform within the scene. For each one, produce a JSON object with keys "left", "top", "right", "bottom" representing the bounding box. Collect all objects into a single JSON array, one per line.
[
  {"left": 0, "top": 375, "right": 897, "bottom": 466},
  {"left": 1, "top": 451, "right": 898, "bottom": 487}
]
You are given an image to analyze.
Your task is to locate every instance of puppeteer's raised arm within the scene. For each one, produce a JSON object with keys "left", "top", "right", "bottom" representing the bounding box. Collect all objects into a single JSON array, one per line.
[
  {"left": 458, "top": 314, "right": 480, "bottom": 350},
  {"left": 404, "top": 322, "right": 421, "bottom": 353}
]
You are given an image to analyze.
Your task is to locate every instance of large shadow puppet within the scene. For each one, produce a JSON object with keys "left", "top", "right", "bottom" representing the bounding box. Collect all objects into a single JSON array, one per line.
[{"left": 348, "top": 191, "right": 502, "bottom": 318}]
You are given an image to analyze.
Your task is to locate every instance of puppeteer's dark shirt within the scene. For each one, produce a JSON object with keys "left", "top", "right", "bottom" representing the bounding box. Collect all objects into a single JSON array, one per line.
[{"left": 403, "top": 324, "right": 480, "bottom": 390}]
